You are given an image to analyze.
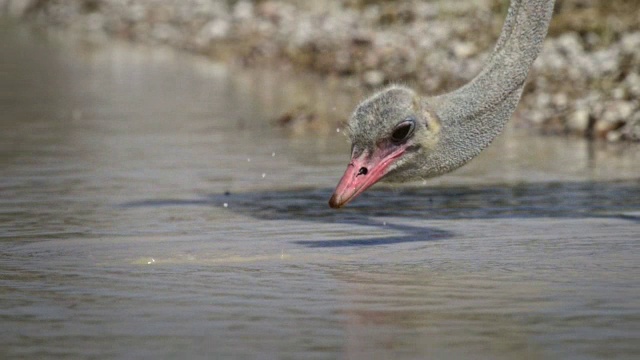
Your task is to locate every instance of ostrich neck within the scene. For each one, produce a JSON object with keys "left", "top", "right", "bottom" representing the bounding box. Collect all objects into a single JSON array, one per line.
[{"left": 423, "top": 0, "right": 555, "bottom": 177}]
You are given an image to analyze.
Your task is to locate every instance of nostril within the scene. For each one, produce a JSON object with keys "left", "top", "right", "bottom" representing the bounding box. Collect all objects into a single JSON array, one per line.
[{"left": 357, "top": 167, "right": 368, "bottom": 176}]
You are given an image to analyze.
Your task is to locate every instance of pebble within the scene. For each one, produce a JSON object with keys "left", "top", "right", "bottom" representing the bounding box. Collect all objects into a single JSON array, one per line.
[
  {"left": 568, "top": 109, "right": 590, "bottom": 133},
  {"left": 363, "top": 70, "right": 385, "bottom": 87}
]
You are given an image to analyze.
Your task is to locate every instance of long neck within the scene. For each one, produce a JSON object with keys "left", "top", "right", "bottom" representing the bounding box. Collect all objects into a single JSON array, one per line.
[{"left": 423, "top": 0, "right": 554, "bottom": 176}]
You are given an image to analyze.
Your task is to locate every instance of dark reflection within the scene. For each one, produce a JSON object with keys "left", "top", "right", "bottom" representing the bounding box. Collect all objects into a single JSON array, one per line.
[
  {"left": 120, "top": 179, "right": 640, "bottom": 247},
  {"left": 121, "top": 188, "right": 455, "bottom": 247},
  {"left": 121, "top": 180, "right": 640, "bottom": 220}
]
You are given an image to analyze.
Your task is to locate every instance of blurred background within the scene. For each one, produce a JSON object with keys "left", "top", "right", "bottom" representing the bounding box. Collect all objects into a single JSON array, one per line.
[{"left": 3, "top": 0, "right": 640, "bottom": 141}]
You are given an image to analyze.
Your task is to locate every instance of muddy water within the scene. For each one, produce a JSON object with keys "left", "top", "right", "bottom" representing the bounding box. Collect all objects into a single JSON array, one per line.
[{"left": 1, "top": 23, "right": 639, "bottom": 359}]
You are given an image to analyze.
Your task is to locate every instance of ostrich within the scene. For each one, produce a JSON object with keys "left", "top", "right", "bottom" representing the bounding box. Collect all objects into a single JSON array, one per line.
[{"left": 329, "top": 0, "right": 555, "bottom": 208}]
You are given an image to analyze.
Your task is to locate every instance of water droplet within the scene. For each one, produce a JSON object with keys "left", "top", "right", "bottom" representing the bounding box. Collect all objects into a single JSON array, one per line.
[
  {"left": 223, "top": 203, "right": 228, "bottom": 208},
  {"left": 271, "top": 152, "right": 276, "bottom": 157},
  {"left": 261, "top": 173, "right": 266, "bottom": 178},
  {"left": 336, "top": 128, "right": 340, "bottom": 133}
]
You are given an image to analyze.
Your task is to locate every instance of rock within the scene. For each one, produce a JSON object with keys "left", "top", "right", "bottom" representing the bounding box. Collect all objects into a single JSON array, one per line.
[
  {"left": 594, "top": 119, "right": 619, "bottom": 138},
  {"left": 593, "top": 100, "right": 636, "bottom": 138},
  {"left": 233, "top": 1, "right": 253, "bottom": 21},
  {"left": 625, "top": 72, "right": 640, "bottom": 98},
  {"left": 602, "top": 101, "right": 636, "bottom": 123},
  {"left": 620, "top": 32, "right": 640, "bottom": 54},
  {"left": 568, "top": 108, "right": 590, "bottom": 133},
  {"left": 606, "top": 130, "right": 622, "bottom": 142},
  {"left": 196, "top": 18, "right": 230, "bottom": 46},
  {"left": 552, "top": 92, "right": 568, "bottom": 109},
  {"left": 452, "top": 41, "right": 476, "bottom": 59},
  {"left": 612, "top": 87, "right": 625, "bottom": 100},
  {"left": 622, "top": 114, "right": 640, "bottom": 141},
  {"left": 363, "top": 70, "right": 385, "bottom": 87}
]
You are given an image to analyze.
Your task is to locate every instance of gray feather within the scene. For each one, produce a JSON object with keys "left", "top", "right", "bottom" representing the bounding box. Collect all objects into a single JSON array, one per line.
[
  {"left": 347, "top": 0, "right": 555, "bottom": 181},
  {"left": 427, "top": 0, "right": 555, "bottom": 175}
]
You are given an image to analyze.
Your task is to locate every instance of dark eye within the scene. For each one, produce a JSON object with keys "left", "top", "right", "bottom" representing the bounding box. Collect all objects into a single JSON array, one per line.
[{"left": 390, "top": 119, "right": 416, "bottom": 143}]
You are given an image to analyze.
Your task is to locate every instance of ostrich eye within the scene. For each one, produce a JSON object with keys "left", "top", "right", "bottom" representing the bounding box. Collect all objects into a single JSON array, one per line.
[{"left": 390, "top": 119, "right": 416, "bottom": 143}]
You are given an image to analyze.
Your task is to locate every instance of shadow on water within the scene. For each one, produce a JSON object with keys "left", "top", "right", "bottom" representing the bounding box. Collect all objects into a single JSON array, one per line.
[{"left": 121, "top": 179, "right": 640, "bottom": 247}]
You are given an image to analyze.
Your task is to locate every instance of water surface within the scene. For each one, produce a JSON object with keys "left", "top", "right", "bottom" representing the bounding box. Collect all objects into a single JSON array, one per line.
[{"left": 1, "top": 22, "right": 639, "bottom": 359}]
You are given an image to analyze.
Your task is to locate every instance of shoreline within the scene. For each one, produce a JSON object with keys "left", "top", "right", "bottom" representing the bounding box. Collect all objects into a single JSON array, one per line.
[{"left": 3, "top": 0, "right": 639, "bottom": 141}]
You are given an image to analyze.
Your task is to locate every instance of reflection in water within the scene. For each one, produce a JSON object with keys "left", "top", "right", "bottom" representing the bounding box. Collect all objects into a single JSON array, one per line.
[{"left": 1, "top": 22, "right": 640, "bottom": 359}]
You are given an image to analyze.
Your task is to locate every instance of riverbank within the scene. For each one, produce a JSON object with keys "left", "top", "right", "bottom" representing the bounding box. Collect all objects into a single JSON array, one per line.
[{"left": 2, "top": 0, "right": 639, "bottom": 141}]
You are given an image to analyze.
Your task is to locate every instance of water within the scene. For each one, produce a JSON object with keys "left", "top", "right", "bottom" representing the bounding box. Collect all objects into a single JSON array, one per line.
[{"left": 1, "top": 22, "right": 639, "bottom": 359}]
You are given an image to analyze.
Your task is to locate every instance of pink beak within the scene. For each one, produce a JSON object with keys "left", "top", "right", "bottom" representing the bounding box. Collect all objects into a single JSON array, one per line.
[{"left": 329, "top": 147, "right": 406, "bottom": 208}]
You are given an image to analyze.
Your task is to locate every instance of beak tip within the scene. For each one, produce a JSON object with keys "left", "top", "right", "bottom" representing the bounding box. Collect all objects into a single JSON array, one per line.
[{"left": 328, "top": 194, "right": 344, "bottom": 209}]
